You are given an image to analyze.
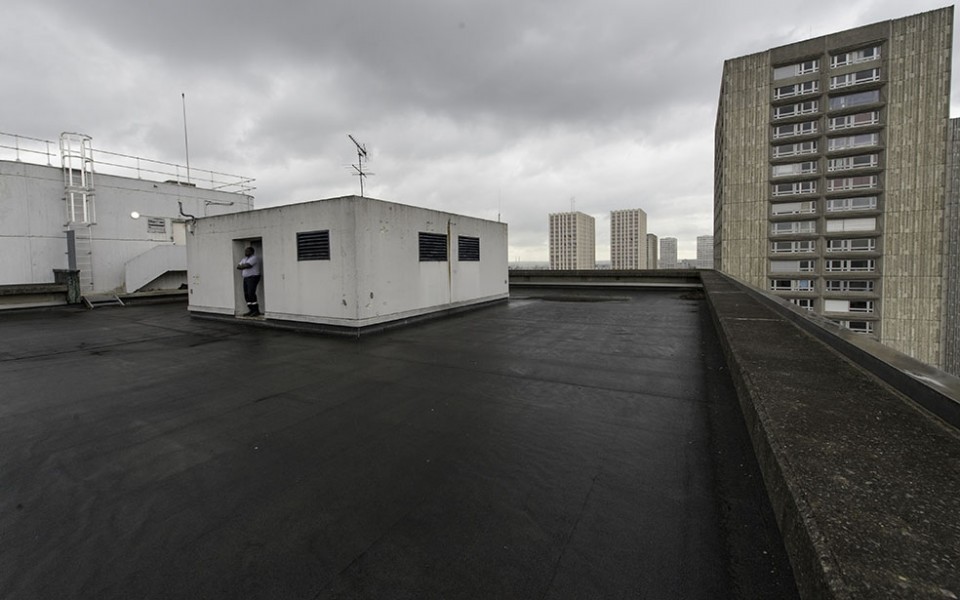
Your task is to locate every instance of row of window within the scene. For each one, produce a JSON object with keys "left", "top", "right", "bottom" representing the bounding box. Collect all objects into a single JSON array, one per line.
[
  {"left": 772, "top": 46, "right": 881, "bottom": 80},
  {"left": 771, "top": 111, "right": 879, "bottom": 133},
  {"left": 773, "top": 68, "right": 880, "bottom": 99},
  {"left": 773, "top": 91, "right": 881, "bottom": 120},
  {"left": 770, "top": 279, "right": 875, "bottom": 292},
  {"left": 830, "top": 68, "right": 881, "bottom": 89},
  {"left": 771, "top": 217, "right": 877, "bottom": 235},
  {"left": 771, "top": 238, "right": 876, "bottom": 253},
  {"left": 789, "top": 298, "right": 875, "bottom": 314},
  {"left": 295, "top": 230, "right": 481, "bottom": 262},
  {"left": 772, "top": 161, "right": 818, "bottom": 177},
  {"left": 771, "top": 176, "right": 878, "bottom": 195},
  {"left": 773, "top": 133, "right": 879, "bottom": 157},
  {"left": 772, "top": 154, "right": 879, "bottom": 177},
  {"left": 770, "top": 259, "right": 876, "bottom": 272},
  {"left": 773, "top": 121, "right": 818, "bottom": 139},
  {"left": 833, "top": 319, "right": 875, "bottom": 334}
]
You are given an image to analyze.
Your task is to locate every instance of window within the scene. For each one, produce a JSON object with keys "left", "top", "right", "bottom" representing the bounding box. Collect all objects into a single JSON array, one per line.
[
  {"left": 828, "top": 154, "right": 878, "bottom": 172},
  {"left": 828, "top": 133, "right": 879, "bottom": 151},
  {"left": 829, "top": 90, "right": 880, "bottom": 110},
  {"left": 771, "top": 240, "right": 816, "bottom": 253},
  {"left": 827, "top": 238, "right": 876, "bottom": 252},
  {"left": 773, "top": 60, "right": 820, "bottom": 80},
  {"left": 419, "top": 232, "right": 448, "bottom": 261},
  {"left": 774, "top": 80, "right": 819, "bottom": 99},
  {"left": 827, "top": 176, "right": 878, "bottom": 192},
  {"left": 826, "top": 196, "right": 877, "bottom": 212},
  {"left": 772, "top": 180, "right": 817, "bottom": 196},
  {"left": 296, "top": 230, "right": 330, "bottom": 261},
  {"left": 770, "top": 279, "right": 815, "bottom": 292},
  {"left": 458, "top": 236, "right": 480, "bottom": 261},
  {"left": 771, "top": 201, "right": 816, "bottom": 216},
  {"left": 826, "top": 217, "right": 876, "bottom": 232},
  {"left": 829, "top": 111, "right": 880, "bottom": 131},
  {"left": 825, "top": 280, "right": 875, "bottom": 292},
  {"left": 770, "top": 260, "right": 815, "bottom": 273},
  {"left": 829, "top": 68, "right": 881, "bottom": 89},
  {"left": 824, "top": 299, "right": 875, "bottom": 313},
  {"left": 773, "top": 101, "right": 819, "bottom": 120},
  {"left": 825, "top": 259, "right": 875, "bottom": 272},
  {"left": 832, "top": 320, "right": 875, "bottom": 334},
  {"left": 773, "top": 121, "right": 818, "bottom": 139},
  {"left": 772, "top": 162, "right": 817, "bottom": 177},
  {"left": 773, "top": 141, "right": 818, "bottom": 158},
  {"left": 791, "top": 298, "right": 815, "bottom": 310},
  {"left": 771, "top": 221, "right": 816, "bottom": 235},
  {"left": 831, "top": 46, "right": 881, "bottom": 68}
]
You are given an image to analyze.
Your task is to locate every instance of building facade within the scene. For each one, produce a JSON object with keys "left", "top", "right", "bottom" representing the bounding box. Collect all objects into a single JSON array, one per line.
[
  {"left": 659, "top": 237, "right": 678, "bottom": 269},
  {"left": 610, "top": 208, "right": 647, "bottom": 269},
  {"left": 646, "top": 234, "right": 658, "bottom": 269},
  {"left": 714, "top": 7, "right": 956, "bottom": 372},
  {"left": 549, "top": 211, "right": 596, "bottom": 269},
  {"left": 0, "top": 132, "right": 253, "bottom": 300},
  {"left": 696, "top": 235, "right": 714, "bottom": 269},
  {"left": 188, "top": 196, "right": 508, "bottom": 329}
]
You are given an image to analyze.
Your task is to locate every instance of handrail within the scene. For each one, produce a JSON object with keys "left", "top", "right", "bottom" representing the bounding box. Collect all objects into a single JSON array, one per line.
[{"left": 0, "top": 131, "right": 255, "bottom": 195}]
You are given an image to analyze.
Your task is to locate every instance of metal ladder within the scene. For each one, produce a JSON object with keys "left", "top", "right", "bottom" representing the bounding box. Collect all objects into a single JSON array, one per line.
[{"left": 61, "top": 133, "right": 97, "bottom": 295}]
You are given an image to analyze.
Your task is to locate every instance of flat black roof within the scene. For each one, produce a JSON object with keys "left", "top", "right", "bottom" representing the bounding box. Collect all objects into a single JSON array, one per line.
[{"left": 0, "top": 289, "right": 797, "bottom": 599}]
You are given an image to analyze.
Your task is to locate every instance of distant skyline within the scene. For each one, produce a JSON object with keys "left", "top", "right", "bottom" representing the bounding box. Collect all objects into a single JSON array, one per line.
[{"left": 2, "top": 1, "right": 957, "bottom": 261}]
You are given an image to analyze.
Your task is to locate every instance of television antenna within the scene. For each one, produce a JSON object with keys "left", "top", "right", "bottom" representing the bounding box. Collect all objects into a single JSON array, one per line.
[{"left": 348, "top": 134, "right": 374, "bottom": 197}]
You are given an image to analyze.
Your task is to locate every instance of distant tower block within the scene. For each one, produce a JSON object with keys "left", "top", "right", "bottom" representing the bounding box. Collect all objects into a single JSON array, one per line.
[
  {"left": 549, "top": 211, "right": 595, "bottom": 269},
  {"left": 659, "top": 237, "right": 677, "bottom": 269},
  {"left": 610, "top": 208, "right": 647, "bottom": 269}
]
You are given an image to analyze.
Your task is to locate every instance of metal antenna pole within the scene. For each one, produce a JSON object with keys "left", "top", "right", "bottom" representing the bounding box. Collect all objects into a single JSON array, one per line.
[
  {"left": 348, "top": 134, "right": 372, "bottom": 197},
  {"left": 358, "top": 146, "right": 364, "bottom": 197},
  {"left": 182, "top": 93, "right": 191, "bottom": 185}
]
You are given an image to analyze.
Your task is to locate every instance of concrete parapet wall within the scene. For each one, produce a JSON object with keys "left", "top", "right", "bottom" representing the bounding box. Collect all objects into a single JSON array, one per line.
[
  {"left": 0, "top": 283, "right": 69, "bottom": 310},
  {"left": 701, "top": 270, "right": 960, "bottom": 599},
  {"left": 509, "top": 268, "right": 702, "bottom": 288}
]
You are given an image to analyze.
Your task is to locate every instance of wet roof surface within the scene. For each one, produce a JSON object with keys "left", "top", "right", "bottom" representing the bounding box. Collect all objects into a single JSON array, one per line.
[{"left": 1, "top": 289, "right": 797, "bottom": 599}]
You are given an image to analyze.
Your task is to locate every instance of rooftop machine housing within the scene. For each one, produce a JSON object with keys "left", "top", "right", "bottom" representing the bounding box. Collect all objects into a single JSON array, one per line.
[{"left": 186, "top": 195, "right": 508, "bottom": 331}]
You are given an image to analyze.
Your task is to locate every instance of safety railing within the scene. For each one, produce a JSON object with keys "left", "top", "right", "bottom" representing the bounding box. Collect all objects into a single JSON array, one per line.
[{"left": 0, "top": 131, "right": 255, "bottom": 195}]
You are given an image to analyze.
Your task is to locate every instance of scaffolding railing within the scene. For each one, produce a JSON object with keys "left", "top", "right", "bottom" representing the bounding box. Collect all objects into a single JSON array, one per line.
[{"left": 0, "top": 131, "right": 256, "bottom": 195}]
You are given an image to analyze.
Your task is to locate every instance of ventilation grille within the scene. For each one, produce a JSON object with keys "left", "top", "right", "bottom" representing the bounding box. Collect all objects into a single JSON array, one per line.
[
  {"left": 297, "top": 230, "right": 330, "bottom": 261},
  {"left": 458, "top": 236, "right": 480, "bottom": 261},
  {"left": 419, "top": 232, "right": 448, "bottom": 262}
]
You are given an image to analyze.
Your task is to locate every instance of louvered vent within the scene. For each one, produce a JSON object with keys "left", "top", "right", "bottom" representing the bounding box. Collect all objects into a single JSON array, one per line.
[
  {"left": 419, "top": 232, "right": 448, "bottom": 262},
  {"left": 297, "top": 230, "right": 330, "bottom": 261},
  {"left": 458, "top": 236, "right": 480, "bottom": 261}
]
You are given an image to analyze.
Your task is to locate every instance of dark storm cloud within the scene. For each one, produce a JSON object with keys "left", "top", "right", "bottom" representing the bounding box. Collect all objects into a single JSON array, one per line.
[{"left": 3, "top": 0, "right": 957, "bottom": 260}]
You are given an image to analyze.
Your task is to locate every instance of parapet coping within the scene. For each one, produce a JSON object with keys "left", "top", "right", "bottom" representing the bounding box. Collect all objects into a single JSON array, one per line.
[{"left": 701, "top": 270, "right": 960, "bottom": 600}]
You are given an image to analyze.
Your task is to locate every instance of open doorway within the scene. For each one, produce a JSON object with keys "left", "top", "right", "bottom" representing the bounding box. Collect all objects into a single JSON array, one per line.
[{"left": 233, "top": 238, "right": 265, "bottom": 317}]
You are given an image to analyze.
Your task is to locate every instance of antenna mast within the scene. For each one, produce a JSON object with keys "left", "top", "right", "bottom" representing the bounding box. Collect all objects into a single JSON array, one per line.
[
  {"left": 348, "top": 134, "right": 373, "bottom": 197},
  {"left": 182, "top": 93, "right": 191, "bottom": 185}
]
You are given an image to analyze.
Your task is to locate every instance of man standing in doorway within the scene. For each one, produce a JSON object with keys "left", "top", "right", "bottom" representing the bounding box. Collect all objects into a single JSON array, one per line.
[{"left": 237, "top": 246, "right": 262, "bottom": 317}]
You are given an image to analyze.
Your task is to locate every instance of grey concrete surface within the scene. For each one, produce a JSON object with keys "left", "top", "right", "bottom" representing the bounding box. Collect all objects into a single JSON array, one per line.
[
  {"left": 702, "top": 271, "right": 960, "bottom": 600},
  {"left": 0, "top": 290, "right": 796, "bottom": 599}
]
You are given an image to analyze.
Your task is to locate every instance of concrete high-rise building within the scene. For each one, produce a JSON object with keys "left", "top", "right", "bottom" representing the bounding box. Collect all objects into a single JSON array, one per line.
[
  {"left": 696, "top": 235, "right": 714, "bottom": 269},
  {"left": 659, "top": 237, "right": 678, "bottom": 269},
  {"left": 610, "top": 209, "right": 647, "bottom": 269},
  {"left": 646, "top": 234, "right": 658, "bottom": 269},
  {"left": 549, "top": 211, "right": 596, "bottom": 270},
  {"left": 714, "top": 7, "right": 957, "bottom": 372}
]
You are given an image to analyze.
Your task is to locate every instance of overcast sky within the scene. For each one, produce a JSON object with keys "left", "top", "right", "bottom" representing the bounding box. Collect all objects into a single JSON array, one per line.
[{"left": 3, "top": 1, "right": 957, "bottom": 261}]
